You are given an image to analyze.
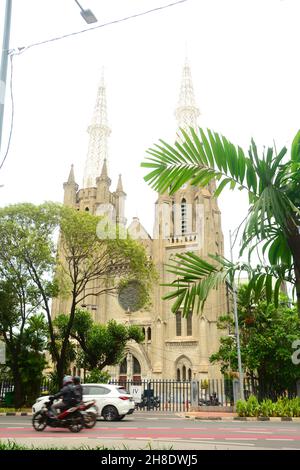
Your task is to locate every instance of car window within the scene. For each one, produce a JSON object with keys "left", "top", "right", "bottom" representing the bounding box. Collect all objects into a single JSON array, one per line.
[
  {"left": 117, "top": 387, "right": 130, "bottom": 395},
  {"left": 88, "top": 386, "right": 110, "bottom": 395},
  {"left": 82, "top": 386, "right": 90, "bottom": 395}
]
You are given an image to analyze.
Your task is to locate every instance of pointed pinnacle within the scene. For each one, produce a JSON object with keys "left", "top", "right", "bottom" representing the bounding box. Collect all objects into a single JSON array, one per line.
[
  {"left": 116, "top": 174, "right": 124, "bottom": 193},
  {"left": 100, "top": 159, "right": 108, "bottom": 179},
  {"left": 67, "top": 164, "right": 75, "bottom": 184}
]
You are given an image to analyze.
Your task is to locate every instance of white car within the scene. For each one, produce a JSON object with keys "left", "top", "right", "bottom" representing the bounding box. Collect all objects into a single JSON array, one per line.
[{"left": 32, "top": 383, "right": 135, "bottom": 421}]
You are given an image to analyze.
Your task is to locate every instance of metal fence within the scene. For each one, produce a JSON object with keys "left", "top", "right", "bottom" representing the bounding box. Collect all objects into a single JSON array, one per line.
[
  {"left": 110, "top": 378, "right": 235, "bottom": 412},
  {"left": 0, "top": 377, "right": 298, "bottom": 409}
]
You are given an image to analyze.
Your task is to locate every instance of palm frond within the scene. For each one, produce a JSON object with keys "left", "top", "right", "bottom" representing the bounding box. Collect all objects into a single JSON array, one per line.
[
  {"left": 161, "top": 252, "right": 289, "bottom": 316},
  {"left": 141, "top": 127, "right": 256, "bottom": 197}
]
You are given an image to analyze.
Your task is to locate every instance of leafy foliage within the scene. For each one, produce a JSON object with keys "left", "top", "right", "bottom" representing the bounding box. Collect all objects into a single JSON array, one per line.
[
  {"left": 237, "top": 396, "right": 300, "bottom": 417},
  {"left": 142, "top": 127, "right": 300, "bottom": 314},
  {"left": 0, "top": 202, "right": 155, "bottom": 388},
  {"left": 55, "top": 309, "right": 144, "bottom": 371},
  {"left": 84, "top": 369, "right": 111, "bottom": 384},
  {"left": 210, "top": 285, "right": 300, "bottom": 397}
]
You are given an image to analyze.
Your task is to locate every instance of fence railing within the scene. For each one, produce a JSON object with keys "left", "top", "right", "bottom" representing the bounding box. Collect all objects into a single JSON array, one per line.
[{"left": 0, "top": 377, "right": 298, "bottom": 409}]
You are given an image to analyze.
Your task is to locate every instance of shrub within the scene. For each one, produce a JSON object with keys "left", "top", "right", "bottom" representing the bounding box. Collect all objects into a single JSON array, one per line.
[
  {"left": 246, "top": 395, "right": 260, "bottom": 417},
  {"left": 236, "top": 396, "right": 300, "bottom": 417}
]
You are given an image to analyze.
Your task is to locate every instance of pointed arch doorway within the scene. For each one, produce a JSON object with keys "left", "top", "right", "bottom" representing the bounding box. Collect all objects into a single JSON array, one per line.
[{"left": 119, "top": 353, "right": 142, "bottom": 384}]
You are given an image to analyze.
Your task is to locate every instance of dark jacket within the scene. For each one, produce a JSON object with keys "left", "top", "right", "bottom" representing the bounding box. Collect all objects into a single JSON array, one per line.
[
  {"left": 53, "top": 384, "right": 76, "bottom": 406},
  {"left": 74, "top": 384, "right": 83, "bottom": 403}
]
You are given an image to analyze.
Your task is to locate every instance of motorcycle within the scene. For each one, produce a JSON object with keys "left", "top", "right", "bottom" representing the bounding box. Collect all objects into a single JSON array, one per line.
[
  {"left": 32, "top": 397, "right": 85, "bottom": 433},
  {"left": 136, "top": 395, "right": 160, "bottom": 410},
  {"left": 198, "top": 393, "right": 222, "bottom": 406}
]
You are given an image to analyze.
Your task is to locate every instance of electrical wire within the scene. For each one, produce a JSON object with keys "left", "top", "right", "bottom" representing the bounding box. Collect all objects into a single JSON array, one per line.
[
  {"left": 0, "top": 53, "right": 14, "bottom": 172},
  {"left": 0, "top": 0, "right": 189, "bottom": 171},
  {"left": 13, "top": 0, "right": 189, "bottom": 56}
]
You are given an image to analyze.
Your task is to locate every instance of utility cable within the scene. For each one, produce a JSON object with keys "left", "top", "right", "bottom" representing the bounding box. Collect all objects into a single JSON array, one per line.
[{"left": 12, "top": 0, "right": 189, "bottom": 56}]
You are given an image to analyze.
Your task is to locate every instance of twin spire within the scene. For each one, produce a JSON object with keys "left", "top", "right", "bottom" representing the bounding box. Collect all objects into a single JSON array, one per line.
[
  {"left": 79, "top": 56, "right": 200, "bottom": 192},
  {"left": 175, "top": 56, "right": 200, "bottom": 131},
  {"left": 83, "top": 72, "right": 111, "bottom": 189}
]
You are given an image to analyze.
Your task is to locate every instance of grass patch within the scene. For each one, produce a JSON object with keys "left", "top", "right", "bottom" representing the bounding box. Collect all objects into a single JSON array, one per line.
[
  {"left": 0, "top": 408, "right": 31, "bottom": 413},
  {"left": 0, "top": 440, "right": 174, "bottom": 451}
]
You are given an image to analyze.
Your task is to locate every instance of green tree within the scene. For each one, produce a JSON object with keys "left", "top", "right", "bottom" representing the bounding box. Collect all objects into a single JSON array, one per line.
[
  {"left": 0, "top": 278, "right": 47, "bottom": 406},
  {"left": 0, "top": 203, "right": 155, "bottom": 388},
  {"left": 141, "top": 128, "right": 300, "bottom": 315},
  {"left": 210, "top": 285, "right": 300, "bottom": 398},
  {"left": 54, "top": 309, "right": 144, "bottom": 372}
]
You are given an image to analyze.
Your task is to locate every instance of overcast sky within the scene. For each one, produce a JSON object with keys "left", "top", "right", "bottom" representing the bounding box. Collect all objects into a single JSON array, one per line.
[{"left": 0, "top": 0, "right": 300, "bottom": 260}]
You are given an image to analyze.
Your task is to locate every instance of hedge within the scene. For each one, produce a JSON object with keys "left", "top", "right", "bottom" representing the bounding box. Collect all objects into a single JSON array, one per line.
[{"left": 237, "top": 395, "right": 300, "bottom": 417}]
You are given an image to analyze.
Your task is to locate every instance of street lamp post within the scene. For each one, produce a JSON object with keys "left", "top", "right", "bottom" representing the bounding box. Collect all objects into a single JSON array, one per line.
[
  {"left": 0, "top": 0, "right": 12, "bottom": 160},
  {"left": 74, "top": 0, "right": 97, "bottom": 24},
  {"left": 229, "top": 229, "right": 245, "bottom": 401}
]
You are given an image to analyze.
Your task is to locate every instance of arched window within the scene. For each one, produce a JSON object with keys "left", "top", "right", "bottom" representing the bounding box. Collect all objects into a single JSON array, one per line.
[
  {"left": 176, "top": 312, "right": 182, "bottom": 336},
  {"left": 142, "top": 327, "right": 146, "bottom": 341},
  {"left": 187, "top": 312, "right": 193, "bottom": 336},
  {"left": 133, "top": 357, "right": 141, "bottom": 375},
  {"left": 177, "top": 368, "right": 181, "bottom": 381},
  {"left": 85, "top": 207, "right": 89, "bottom": 212},
  {"left": 188, "top": 368, "right": 192, "bottom": 381},
  {"left": 182, "top": 365, "right": 186, "bottom": 381},
  {"left": 147, "top": 327, "right": 152, "bottom": 341},
  {"left": 120, "top": 358, "right": 127, "bottom": 375},
  {"left": 181, "top": 198, "right": 187, "bottom": 235}
]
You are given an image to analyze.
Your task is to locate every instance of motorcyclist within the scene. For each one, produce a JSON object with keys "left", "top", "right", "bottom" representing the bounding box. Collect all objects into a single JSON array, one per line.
[
  {"left": 49, "top": 375, "right": 76, "bottom": 416},
  {"left": 73, "top": 376, "right": 83, "bottom": 404}
]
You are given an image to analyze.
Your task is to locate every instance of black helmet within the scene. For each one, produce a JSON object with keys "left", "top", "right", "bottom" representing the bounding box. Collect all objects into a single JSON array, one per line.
[{"left": 73, "top": 376, "right": 81, "bottom": 384}]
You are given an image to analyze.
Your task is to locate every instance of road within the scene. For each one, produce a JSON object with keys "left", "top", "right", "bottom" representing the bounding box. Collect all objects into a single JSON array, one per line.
[{"left": 0, "top": 413, "right": 300, "bottom": 450}]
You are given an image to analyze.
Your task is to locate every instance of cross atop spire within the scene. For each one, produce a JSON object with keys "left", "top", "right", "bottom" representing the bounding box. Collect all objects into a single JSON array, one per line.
[
  {"left": 175, "top": 57, "right": 200, "bottom": 131},
  {"left": 83, "top": 70, "right": 111, "bottom": 188}
]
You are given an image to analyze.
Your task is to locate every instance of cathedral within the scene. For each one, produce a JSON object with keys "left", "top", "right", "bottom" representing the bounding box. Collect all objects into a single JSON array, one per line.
[{"left": 52, "top": 59, "right": 226, "bottom": 381}]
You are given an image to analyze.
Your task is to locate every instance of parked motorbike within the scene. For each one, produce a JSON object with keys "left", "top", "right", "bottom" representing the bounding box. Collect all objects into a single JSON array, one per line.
[
  {"left": 198, "top": 393, "right": 222, "bottom": 406},
  {"left": 32, "top": 397, "right": 85, "bottom": 433},
  {"left": 136, "top": 395, "right": 160, "bottom": 410}
]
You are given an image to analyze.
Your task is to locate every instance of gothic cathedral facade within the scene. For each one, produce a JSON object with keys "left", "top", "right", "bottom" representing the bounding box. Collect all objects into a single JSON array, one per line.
[{"left": 52, "top": 60, "right": 226, "bottom": 381}]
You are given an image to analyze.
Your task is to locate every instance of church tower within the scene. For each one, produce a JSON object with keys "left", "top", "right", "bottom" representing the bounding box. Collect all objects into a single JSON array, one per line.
[
  {"left": 55, "top": 59, "right": 225, "bottom": 382},
  {"left": 61, "top": 73, "right": 126, "bottom": 226},
  {"left": 83, "top": 73, "right": 111, "bottom": 189},
  {"left": 151, "top": 57, "right": 225, "bottom": 381}
]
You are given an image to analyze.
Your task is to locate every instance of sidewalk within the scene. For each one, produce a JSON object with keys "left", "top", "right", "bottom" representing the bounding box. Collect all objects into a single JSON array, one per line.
[{"left": 178, "top": 411, "right": 300, "bottom": 422}]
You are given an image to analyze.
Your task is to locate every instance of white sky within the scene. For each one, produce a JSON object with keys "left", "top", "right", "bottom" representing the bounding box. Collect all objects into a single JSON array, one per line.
[{"left": 0, "top": 0, "right": 300, "bottom": 260}]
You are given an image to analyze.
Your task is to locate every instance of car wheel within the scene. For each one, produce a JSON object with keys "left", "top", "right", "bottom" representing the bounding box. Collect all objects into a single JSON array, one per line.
[{"left": 102, "top": 405, "right": 119, "bottom": 421}]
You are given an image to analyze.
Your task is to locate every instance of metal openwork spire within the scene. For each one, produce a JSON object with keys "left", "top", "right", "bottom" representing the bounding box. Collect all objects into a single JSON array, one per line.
[
  {"left": 83, "top": 71, "right": 111, "bottom": 188},
  {"left": 175, "top": 57, "right": 200, "bottom": 131}
]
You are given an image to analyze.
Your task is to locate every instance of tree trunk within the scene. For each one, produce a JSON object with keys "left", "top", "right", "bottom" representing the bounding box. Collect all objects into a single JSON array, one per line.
[
  {"left": 56, "top": 358, "right": 66, "bottom": 388},
  {"left": 12, "top": 368, "right": 24, "bottom": 408},
  {"left": 286, "top": 225, "right": 300, "bottom": 317}
]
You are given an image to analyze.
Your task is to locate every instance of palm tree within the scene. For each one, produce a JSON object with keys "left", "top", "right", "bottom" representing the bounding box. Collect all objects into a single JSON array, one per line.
[{"left": 141, "top": 128, "right": 300, "bottom": 316}]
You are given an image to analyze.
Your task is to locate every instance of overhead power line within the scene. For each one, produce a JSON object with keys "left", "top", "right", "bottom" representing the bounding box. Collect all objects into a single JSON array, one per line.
[
  {"left": 0, "top": 0, "right": 189, "bottom": 171},
  {"left": 12, "top": 0, "right": 189, "bottom": 56}
]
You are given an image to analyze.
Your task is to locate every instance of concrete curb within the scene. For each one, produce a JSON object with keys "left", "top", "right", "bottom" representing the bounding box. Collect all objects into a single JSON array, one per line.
[
  {"left": 0, "top": 412, "right": 33, "bottom": 416},
  {"left": 183, "top": 415, "right": 300, "bottom": 422}
]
